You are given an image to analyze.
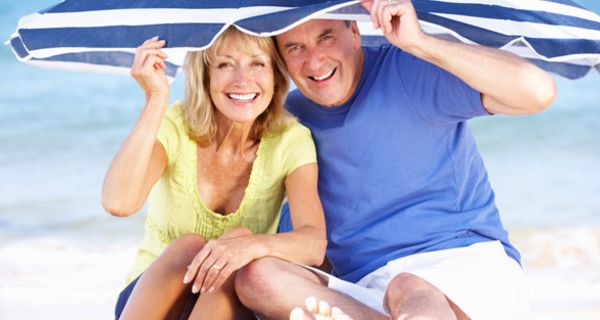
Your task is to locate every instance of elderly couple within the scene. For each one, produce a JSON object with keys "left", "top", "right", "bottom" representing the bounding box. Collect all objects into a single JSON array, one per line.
[{"left": 103, "top": 1, "right": 555, "bottom": 319}]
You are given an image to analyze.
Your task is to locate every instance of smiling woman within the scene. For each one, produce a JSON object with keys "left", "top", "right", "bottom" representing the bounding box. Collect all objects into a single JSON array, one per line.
[
  {"left": 100, "top": 26, "right": 326, "bottom": 320},
  {"left": 184, "top": 27, "right": 291, "bottom": 144}
]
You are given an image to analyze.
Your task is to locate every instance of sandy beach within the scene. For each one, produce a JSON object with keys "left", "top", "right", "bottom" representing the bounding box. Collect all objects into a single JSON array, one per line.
[
  {"left": 2, "top": 1, "right": 599, "bottom": 319},
  {"left": 1, "top": 226, "right": 599, "bottom": 319}
]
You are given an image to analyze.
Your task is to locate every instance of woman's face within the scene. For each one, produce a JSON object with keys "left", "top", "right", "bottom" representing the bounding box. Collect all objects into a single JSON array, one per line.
[{"left": 209, "top": 36, "right": 275, "bottom": 125}]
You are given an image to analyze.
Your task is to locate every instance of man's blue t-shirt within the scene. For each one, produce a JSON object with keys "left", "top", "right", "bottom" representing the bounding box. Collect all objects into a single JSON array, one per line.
[{"left": 282, "top": 44, "right": 519, "bottom": 283}]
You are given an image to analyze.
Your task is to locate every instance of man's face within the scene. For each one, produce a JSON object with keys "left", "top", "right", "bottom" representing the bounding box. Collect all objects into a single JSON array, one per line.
[{"left": 275, "top": 20, "right": 363, "bottom": 107}]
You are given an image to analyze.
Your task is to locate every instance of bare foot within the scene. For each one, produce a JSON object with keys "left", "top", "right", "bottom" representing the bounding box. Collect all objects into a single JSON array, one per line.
[{"left": 289, "top": 296, "right": 353, "bottom": 320}]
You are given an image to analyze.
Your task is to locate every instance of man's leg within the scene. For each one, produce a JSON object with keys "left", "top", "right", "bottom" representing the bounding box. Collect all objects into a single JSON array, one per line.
[
  {"left": 384, "top": 273, "right": 469, "bottom": 320},
  {"left": 235, "top": 257, "right": 388, "bottom": 320}
]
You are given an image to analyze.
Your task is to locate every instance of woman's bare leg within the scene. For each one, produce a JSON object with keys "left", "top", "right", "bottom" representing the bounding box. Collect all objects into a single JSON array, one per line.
[
  {"left": 188, "top": 271, "right": 255, "bottom": 320},
  {"left": 120, "top": 234, "right": 205, "bottom": 320}
]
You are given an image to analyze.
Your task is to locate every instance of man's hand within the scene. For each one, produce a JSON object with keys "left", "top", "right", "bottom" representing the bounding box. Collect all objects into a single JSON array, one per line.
[{"left": 362, "top": 0, "right": 425, "bottom": 52}]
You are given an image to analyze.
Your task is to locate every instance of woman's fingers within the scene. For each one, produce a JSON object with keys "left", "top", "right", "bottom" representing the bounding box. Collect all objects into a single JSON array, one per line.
[
  {"left": 201, "top": 257, "right": 230, "bottom": 293},
  {"left": 132, "top": 37, "right": 166, "bottom": 68},
  {"left": 132, "top": 48, "right": 168, "bottom": 74},
  {"left": 183, "top": 245, "right": 211, "bottom": 286},
  {"left": 192, "top": 255, "right": 219, "bottom": 293}
]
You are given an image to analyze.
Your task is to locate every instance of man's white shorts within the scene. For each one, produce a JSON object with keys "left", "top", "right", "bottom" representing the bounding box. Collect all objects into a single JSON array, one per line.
[{"left": 308, "top": 241, "right": 528, "bottom": 320}]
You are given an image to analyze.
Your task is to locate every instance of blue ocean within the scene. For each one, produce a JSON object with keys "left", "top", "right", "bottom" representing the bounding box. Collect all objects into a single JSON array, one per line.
[{"left": 0, "top": 1, "right": 599, "bottom": 319}]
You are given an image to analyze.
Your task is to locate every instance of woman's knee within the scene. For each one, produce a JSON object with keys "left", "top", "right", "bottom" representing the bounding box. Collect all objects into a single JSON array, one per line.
[{"left": 160, "top": 233, "right": 206, "bottom": 270}]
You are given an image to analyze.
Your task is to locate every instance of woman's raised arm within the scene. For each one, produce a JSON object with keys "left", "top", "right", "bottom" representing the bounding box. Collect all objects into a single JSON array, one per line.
[{"left": 102, "top": 37, "right": 170, "bottom": 217}]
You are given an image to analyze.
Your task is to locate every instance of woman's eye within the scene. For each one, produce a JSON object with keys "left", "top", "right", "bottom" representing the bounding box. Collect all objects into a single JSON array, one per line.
[
  {"left": 252, "top": 61, "right": 266, "bottom": 67},
  {"left": 216, "top": 62, "right": 230, "bottom": 68}
]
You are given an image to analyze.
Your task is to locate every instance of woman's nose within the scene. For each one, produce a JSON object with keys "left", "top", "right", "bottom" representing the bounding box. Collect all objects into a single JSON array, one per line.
[{"left": 232, "top": 67, "right": 253, "bottom": 87}]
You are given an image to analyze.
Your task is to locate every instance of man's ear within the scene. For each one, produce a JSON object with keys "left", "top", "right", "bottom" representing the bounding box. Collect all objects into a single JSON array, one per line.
[{"left": 350, "top": 21, "right": 362, "bottom": 48}]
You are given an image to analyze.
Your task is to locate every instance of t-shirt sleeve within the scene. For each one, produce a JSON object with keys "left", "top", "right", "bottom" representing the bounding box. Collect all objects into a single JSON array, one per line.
[
  {"left": 156, "top": 103, "right": 184, "bottom": 164},
  {"left": 281, "top": 122, "right": 317, "bottom": 177},
  {"left": 397, "top": 50, "right": 489, "bottom": 123}
]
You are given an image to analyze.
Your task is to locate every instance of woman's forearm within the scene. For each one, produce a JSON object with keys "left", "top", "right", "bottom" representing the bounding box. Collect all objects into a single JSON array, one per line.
[
  {"left": 101, "top": 94, "right": 168, "bottom": 216},
  {"left": 256, "top": 226, "right": 327, "bottom": 266}
]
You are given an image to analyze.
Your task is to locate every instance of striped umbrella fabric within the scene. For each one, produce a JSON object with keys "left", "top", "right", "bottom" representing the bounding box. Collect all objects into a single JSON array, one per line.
[{"left": 6, "top": 0, "right": 600, "bottom": 80}]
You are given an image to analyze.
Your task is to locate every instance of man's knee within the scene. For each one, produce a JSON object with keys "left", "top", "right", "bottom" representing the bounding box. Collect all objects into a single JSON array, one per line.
[
  {"left": 385, "top": 273, "right": 444, "bottom": 306},
  {"left": 235, "top": 257, "right": 283, "bottom": 301}
]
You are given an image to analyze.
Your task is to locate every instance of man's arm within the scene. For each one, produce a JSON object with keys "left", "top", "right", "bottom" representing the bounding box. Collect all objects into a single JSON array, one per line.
[{"left": 363, "top": 0, "right": 556, "bottom": 115}]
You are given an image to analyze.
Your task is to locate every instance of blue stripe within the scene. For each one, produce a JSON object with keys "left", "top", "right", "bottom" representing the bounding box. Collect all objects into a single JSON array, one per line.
[
  {"left": 31, "top": 51, "right": 179, "bottom": 77},
  {"left": 542, "top": 0, "right": 584, "bottom": 9},
  {"left": 418, "top": 11, "right": 600, "bottom": 58},
  {"left": 527, "top": 37, "right": 600, "bottom": 57},
  {"left": 19, "top": 24, "right": 223, "bottom": 50},
  {"left": 40, "top": 0, "right": 346, "bottom": 13},
  {"left": 413, "top": 0, "right": 600, "bottom": 30},
  {"left": 361, "top": 35, "right": 387, "bottom": 46},
  {"left": 10, "top": 36, "right": 30, "bottom": 58},
  {"left": 527, "top": 58, "right": 591, "bottom": 79},
  {"left": 235, "top": 0, "right": 352, "bottom": 33}
]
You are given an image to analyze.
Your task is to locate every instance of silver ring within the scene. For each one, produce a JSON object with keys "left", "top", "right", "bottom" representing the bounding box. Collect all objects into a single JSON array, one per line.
[{"left": 211, "top": 264, "right": 222, "bottom": 270}]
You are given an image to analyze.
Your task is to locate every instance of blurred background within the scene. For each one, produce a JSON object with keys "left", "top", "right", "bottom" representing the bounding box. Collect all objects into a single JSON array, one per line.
[{"left": 1, "top": 1, "right": 599, "bottom": 319}]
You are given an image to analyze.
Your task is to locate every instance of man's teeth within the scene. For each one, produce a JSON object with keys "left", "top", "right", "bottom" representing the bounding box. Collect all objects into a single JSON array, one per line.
[
  {"left": 228, "top": 93, "right": 257, "bottom": 101},
  {"left": 312, "top": 69, "right": 335, "bottom": 81}
]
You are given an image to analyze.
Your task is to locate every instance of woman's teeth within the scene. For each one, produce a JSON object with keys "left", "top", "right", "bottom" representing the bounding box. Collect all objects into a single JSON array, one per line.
[{"left": 228, "top": 93, "right": 257, "bottom": 101}]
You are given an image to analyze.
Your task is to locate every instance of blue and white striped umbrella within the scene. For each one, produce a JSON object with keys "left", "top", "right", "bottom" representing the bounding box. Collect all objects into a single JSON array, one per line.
[{"left": 6, "top": 0, "right": 600, "bottom": 80}]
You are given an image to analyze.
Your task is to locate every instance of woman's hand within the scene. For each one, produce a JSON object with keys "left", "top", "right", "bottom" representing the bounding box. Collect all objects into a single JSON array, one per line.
[
  {"left": 183, "top": 227, "right": 265, "bottom": 294},
  {"left": 130, "top": 36, "right": 170, "bottom": 100}
]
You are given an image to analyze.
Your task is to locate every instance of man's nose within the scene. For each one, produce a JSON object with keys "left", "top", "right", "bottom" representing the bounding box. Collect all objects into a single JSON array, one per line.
[{"left": 305, "top": 46, "right": 325, "bottom": 72}]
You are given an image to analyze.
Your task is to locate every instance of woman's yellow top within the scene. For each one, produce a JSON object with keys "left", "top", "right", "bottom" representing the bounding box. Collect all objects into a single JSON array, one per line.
[{"left": 126, "top": 102, "right": 317, "bottom": 284}]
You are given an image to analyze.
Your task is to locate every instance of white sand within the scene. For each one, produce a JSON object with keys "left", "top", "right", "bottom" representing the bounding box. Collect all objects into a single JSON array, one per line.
[{"left": 1, "top": 227, "right": 599, "bottom": 319}]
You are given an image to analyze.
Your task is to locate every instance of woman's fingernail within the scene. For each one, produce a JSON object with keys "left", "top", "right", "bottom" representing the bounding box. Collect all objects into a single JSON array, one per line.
[
  {"left": 208, "top": 287, "right": 215, "bottom": 293},
  {"left": 192, "top": 285, "right": 199, "bottom": 294},
  {"left": 200, "top": 287, "right": 205, "bottom": 294},
  {"left": 183, "top": 276, "right": 189, "bottom": 284}
]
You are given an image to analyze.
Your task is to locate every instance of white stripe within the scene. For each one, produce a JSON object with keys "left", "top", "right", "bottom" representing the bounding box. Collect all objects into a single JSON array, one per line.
[
  {"left": 17, "top": 6, "right": 292, "bottom": 29},
  {"left": 21, "top": 59, "right": 178, "bottom": 82},
  {"left": 235, "top": 0, "right": 362, "bottom": 36},
  {"left": 430, "top": 0, "right": 600, "bottom": 23},
  {"left": 23, "top": 45, "right": 189, "bottom": 66},
  {"left": 436, "top": 13, "right": 600, "bottom": 40}
]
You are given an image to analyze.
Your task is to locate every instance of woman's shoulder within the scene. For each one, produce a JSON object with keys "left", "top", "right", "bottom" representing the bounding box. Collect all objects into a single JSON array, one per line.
[
  {"left": 165, "top": 101, "right": 185, "bottom": 121},
  {"left": 267, "top": 118, "right": 312, "bottom": 143}
]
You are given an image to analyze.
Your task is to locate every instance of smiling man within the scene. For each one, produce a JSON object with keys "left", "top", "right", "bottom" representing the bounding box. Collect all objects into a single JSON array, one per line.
[{"left": 235, "top": 1, "right": 555, "bottom": 319}]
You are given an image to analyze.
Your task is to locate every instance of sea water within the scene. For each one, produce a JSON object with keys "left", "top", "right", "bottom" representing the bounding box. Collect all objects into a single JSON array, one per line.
[{"left": 0, "top": 1, "right": 599, "bottom": 319}]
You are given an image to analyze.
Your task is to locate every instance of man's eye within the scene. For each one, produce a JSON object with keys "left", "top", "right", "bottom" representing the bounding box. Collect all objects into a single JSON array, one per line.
[
  {"left": 288, "top": 45, "right": 302, "bottom": 54},
  {"left": 320, "top": 35, "right": 334, "bottom": 45}
]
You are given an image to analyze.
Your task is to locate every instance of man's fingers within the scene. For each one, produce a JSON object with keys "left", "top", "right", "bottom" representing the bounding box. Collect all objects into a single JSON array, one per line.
[
  {"left": 361, "top": 0, "right": 375, "bottom": 12},
  {"left": 370, "top": 0, "right": 382, "bottom": 29}
]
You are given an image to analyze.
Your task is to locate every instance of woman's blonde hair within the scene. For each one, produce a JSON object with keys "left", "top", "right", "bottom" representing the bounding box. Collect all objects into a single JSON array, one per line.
[{"left": 183, "top": 27, "right": 291, "bottom": 144}]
